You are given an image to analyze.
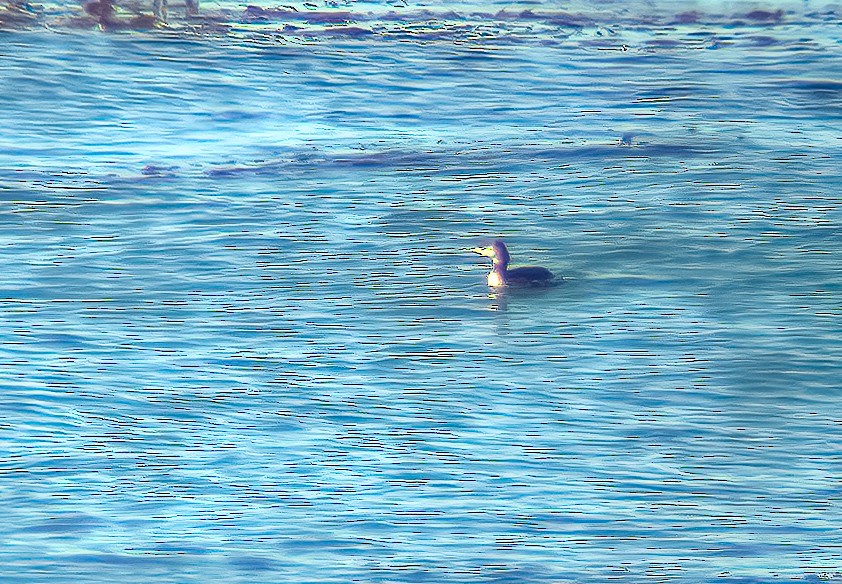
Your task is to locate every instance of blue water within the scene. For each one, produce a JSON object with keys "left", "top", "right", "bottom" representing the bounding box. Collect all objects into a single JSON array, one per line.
[{"left": 1, "top": 1, "right": 841, "bottom": 582}]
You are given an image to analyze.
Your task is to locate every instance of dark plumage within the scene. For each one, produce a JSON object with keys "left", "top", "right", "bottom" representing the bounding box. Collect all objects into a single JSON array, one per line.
[
  {"left": 472, "top": 239, "right": 555, "bottom": 288},
  {"left": 505, "top": 265, "right": 555, "bottom": 285}
]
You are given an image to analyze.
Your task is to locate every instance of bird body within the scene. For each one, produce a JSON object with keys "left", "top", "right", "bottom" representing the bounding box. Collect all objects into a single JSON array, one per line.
[{"left": 472, "top": 240, "right": 555, "bottom": 288}]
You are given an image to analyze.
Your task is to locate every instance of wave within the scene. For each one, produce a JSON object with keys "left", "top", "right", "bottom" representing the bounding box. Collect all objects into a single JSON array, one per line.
[
  {"left": 202, "top": 141, "right": 720, "bottom": 178},
  {"left": 3, "top": 1, "right": 838, "bottom": 48}
]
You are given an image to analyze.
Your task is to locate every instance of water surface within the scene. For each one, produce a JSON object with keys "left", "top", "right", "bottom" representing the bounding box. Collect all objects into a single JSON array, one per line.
[{"left": 1, "top": 1, "right": 841, "bottom": 582}]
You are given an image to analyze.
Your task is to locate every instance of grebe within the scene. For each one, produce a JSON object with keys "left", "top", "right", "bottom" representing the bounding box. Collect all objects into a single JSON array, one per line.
[{"left": 472, "top": 240, "right": 555, "bottom": 288}]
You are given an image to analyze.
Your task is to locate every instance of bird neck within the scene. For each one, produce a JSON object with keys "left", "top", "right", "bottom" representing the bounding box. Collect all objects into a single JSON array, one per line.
[
  {"left": 487, "top": 263, "right": 507, "bottom": 287},
  {"left": 487, "top": 269, "right": 504, "bottom": 287}
]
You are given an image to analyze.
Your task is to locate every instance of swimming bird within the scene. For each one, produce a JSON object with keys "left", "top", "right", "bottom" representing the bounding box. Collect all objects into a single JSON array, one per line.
[{"left": 472, "top": 239, "right": 555, "bottom": 288}]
